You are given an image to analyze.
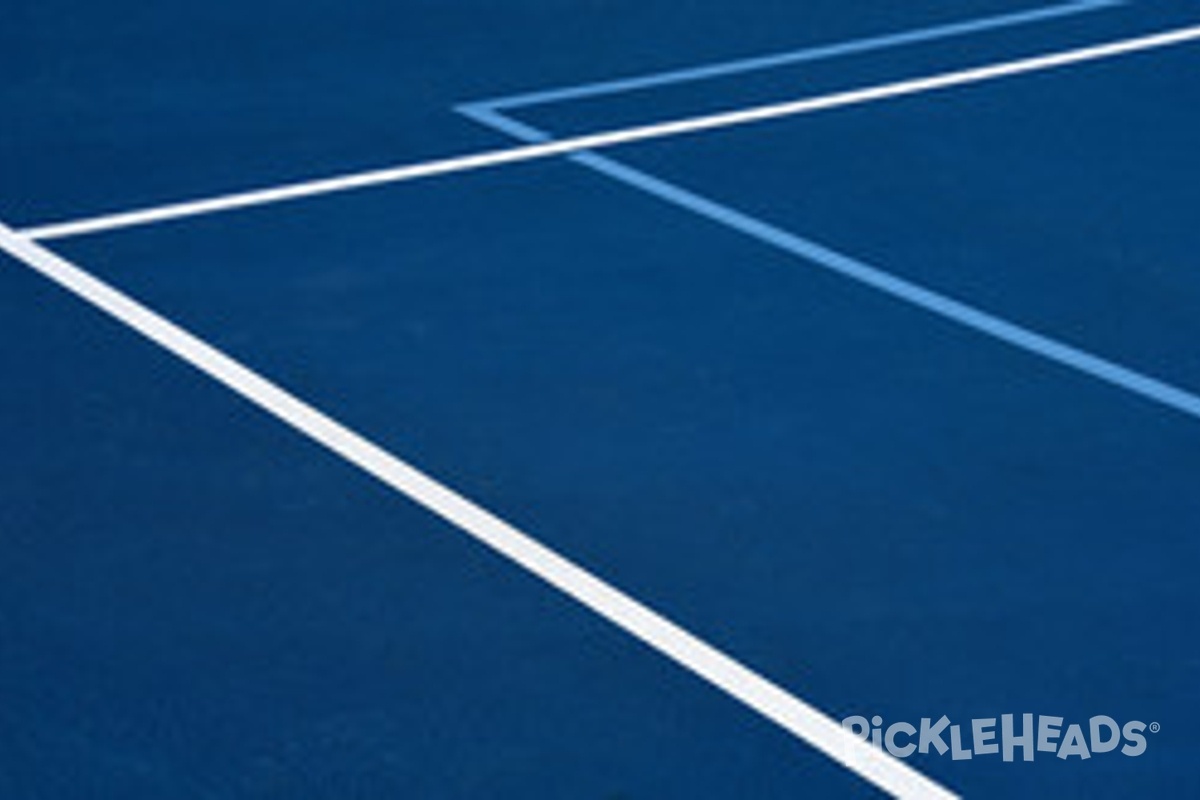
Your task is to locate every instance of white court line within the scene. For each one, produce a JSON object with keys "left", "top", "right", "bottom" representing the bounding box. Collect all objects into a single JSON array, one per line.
[
  {"left": 22, "top": 23, "right": 1200, "bottom": 242},
  {"left": 0, "top": 220, "right": 959, "bottom": 799}
]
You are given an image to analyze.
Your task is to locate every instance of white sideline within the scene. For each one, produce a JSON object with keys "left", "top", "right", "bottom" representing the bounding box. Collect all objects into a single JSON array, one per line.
[
  {"left": 0, "top": 220, "right": 960, "bottom": 799},
  {"left": 20, "top": 23, "right": 1200, "bottom": 242}
]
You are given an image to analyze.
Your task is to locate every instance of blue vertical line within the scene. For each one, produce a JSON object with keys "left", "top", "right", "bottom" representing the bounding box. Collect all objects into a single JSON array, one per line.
[
  {"left": 464, "top": 0, "right": 1126, "bottom": 112},
  {"left": 457, "top": 104, "right": 1200, "bottom": 422}
]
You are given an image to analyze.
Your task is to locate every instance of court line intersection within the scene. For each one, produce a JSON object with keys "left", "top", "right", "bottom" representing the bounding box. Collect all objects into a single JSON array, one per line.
[
  {"left": 24, "top": 9, "right": 1200, "bottom": 245},
  {"left": 0, "top": 215, "right": 957, "bottom": 800},
  {"left": 453, "top": 1, "right": 1200, "bottom": 426},
  {"left": 4, "top": 2, "right": 1195, "bottom": 797}
]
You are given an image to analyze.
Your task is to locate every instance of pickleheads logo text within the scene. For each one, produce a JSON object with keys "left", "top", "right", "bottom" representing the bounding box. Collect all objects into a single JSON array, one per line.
[{"left": 841, "top": 714, "right": 1158, "bottom": 761}]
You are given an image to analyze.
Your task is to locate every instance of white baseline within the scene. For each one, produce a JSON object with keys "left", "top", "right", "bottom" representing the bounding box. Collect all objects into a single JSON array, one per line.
[{"left": 20, "top": 23, "right": 1200, "bottom": 241}]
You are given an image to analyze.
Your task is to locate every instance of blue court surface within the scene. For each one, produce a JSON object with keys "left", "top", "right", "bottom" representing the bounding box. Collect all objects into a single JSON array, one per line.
[{"left": 3, "top": 2, "right": 1200, "bottom": 797}]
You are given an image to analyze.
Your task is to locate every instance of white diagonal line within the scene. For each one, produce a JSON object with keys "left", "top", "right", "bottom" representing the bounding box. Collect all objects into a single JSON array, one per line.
[
  {"left": 21, "top": 23, "right": 1200, "bottom": 242},
  {"left": 0, "top": 220, "right": 960, "bottom": 799}
]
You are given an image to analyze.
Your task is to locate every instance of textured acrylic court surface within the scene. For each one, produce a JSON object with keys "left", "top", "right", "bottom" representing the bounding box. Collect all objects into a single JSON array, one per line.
[{"left": 3, "top": 1, "right": 1200, "bottom": 798}]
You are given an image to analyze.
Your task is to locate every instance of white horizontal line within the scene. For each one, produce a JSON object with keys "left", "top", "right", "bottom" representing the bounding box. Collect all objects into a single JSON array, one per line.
[
  {"left": 0, "top": 220, "right": 960, "bottom": 799},
  {"left": 22, "top": 23, "right": 1200, "bottom": 242}
]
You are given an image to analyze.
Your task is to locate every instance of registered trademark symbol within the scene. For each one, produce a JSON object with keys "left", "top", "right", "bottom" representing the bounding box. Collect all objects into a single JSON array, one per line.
[{"left": 1149, "top": 722, "right": 1161, "bottom": 733}]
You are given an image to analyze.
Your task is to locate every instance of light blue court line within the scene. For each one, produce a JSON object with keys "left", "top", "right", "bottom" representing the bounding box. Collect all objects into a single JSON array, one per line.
[
  {"left": 22, "top": 2, "right": 1134, "bottom": 242},
  {"left": 458, "top": 104, "right": 1200, "bottom": 422},
  {"left": 471, "top": 0, "right": 1125, "bottom": 112}
]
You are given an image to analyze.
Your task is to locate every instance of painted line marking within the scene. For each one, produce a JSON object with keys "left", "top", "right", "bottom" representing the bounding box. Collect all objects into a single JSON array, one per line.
[
  {"left": 479, "top": 0, "right": 1123, "bottom": 110},
  {"left": 0, "top": 221, "right": 960, "bottom": 799},
  {"left": 458, "top": 101, "right": 1200, "bottom": 424},
  {"left": 21, "top": 21, "right": 1200, "bottom": 243}
]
